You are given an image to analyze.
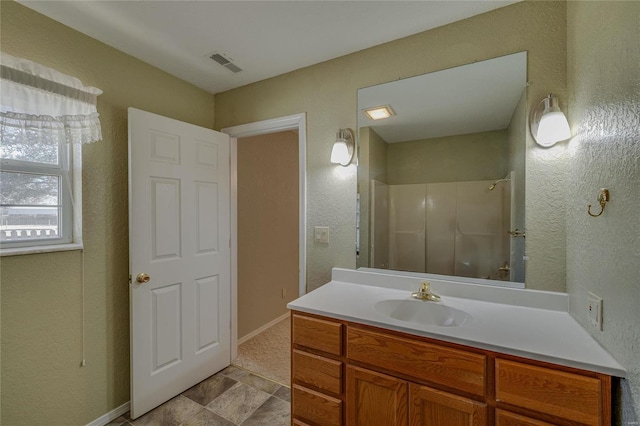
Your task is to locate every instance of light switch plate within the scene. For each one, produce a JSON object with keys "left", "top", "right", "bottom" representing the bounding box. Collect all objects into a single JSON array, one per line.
[
  {"left": 587, "top": 292, "right": 603, "bottom": 330},
  {"left": 314, "top": 226, "right": 329, "bottom": 243}
]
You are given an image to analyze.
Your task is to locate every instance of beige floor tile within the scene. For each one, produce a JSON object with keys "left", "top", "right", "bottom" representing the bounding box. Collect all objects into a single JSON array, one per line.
[
  {"left": 132, "top": 395, "right": 202, "bottom": 426},
  {"left": 206, "top": 382, "right": 270, "bottom": 424}
]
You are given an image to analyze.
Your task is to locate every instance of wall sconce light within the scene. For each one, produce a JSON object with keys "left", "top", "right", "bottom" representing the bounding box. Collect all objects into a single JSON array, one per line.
[
  {"left": 530, "top": 93, "right": 571, "bottom": 147},
  {"left": 330, "top": 128, "right": 355, "bottom": 166}
]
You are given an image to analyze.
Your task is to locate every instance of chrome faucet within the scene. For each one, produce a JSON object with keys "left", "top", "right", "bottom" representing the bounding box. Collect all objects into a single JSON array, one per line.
[{"left": 412, "top": 281, "right": 441, "bottom": 302}]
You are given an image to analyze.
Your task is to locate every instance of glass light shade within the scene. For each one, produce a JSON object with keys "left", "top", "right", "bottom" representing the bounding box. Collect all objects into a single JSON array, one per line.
[
  {"left": 535, "top": 110, "right": 571, "bottom": 147},
  {"left": 364, "top": 106, "right": 394, "bottom": 120},
  {"left": 530, "top": 94, "right": 571, "bottom": 147},
  {"left": 330, "top": 139, "right": 351, "bottom": 165}
]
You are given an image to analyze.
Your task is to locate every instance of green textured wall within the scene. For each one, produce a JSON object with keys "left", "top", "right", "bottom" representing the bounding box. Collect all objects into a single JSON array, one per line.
[
  {"left": 386, "top": 130, "right": 508, "bottom": 185},
  {"left": 0, "top": 2, "right": 215, "bottom": 424},
  {"left": 566, "top": 1, "right": 640, "bottom": 419}
]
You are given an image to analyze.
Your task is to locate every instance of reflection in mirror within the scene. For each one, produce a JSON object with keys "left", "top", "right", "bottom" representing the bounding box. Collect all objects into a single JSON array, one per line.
[{"left": 357, "top": 52, "right": 527, "bottom": 284}]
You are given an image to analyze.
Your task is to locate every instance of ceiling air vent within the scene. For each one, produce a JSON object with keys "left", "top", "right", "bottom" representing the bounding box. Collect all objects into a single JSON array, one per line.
[{"left": 209, "top": 52, "right": 243, "bottom": 74}]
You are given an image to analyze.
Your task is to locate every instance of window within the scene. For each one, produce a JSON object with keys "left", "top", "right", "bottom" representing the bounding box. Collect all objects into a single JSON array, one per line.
[
  {"left": 1, "top": 129, "right": 73, "bottom": 248},
  {"left": 0, "top": 52, "right": 102, "bottom": 255}
]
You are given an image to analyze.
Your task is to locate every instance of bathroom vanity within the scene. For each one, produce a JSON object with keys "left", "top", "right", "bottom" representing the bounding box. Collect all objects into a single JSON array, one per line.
[{"left": 288, "top": 269, "right": 625, "bottom": 426}]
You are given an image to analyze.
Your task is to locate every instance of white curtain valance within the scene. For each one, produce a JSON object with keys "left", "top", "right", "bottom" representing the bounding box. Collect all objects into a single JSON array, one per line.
[{"left": 0, "top": 52, "right": 103, "bottom": 145}]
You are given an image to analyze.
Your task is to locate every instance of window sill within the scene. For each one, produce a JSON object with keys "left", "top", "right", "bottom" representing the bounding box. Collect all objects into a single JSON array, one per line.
[{"left": 0, "top": 243, "right": 84, "bottom": 257}]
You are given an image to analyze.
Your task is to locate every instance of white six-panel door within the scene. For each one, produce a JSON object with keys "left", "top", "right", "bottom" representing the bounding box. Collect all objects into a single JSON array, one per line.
[{"left": 128, "top": 108, "right": 231, "bottom": 419}]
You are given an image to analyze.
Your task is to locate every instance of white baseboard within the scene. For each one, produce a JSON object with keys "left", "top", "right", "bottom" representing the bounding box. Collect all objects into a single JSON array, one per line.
[
  {"left": 85, "top": 401, "right": 130, "bottom": 426},
  {"left": 237, "top": 312, "right": 290, "bottom": 345}
]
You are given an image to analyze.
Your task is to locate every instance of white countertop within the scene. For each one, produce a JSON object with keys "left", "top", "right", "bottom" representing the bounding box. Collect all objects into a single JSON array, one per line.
[{"left": 288, "top": 268, "right": 626, "bottom": 377}]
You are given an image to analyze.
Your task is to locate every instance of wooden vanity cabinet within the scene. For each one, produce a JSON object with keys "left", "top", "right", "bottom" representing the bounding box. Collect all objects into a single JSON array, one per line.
[{"left": 291, "top": 311, "right": 612, "bottom": 426}]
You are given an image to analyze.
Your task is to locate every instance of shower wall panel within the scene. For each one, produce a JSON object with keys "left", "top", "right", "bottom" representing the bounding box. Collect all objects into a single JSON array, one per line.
[
  {"left": 370, "top": 180, "right": 389, "bottom": 269},
  {"left": 426, "top": 182, "right": 457, "bottom": 275},
  {"left": 455, "top": 181, "right": 506, "bottom": 279},
  {"left": 381, "top": 180, "right": 509, "bottom": 279},
  {"left": 388, "top": 184, "right": 426, "bottom": 272}
]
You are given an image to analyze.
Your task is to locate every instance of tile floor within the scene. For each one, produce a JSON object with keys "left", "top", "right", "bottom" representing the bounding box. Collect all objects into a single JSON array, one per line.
[{"left": 108, "top": 366, "right": 290, "bottom": 426}]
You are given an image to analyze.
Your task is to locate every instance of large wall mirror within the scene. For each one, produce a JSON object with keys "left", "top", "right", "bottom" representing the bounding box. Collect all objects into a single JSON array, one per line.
[{"left": 357, "top": 52, "right": 527, "bottom": 285}]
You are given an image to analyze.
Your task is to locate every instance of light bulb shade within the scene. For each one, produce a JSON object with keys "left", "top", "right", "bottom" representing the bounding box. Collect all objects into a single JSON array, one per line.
[
  {"left": 330, "top": 129, "right": 354, "bottom": 166},
  {"left": 331, "top": 140, "right": 350, "bottom": 165},
  {"left": 536, "top": 110, "right": 571, "bottom": 147},
  {"left": 530, "top": 94, "right": 571, "bottom": 147}
]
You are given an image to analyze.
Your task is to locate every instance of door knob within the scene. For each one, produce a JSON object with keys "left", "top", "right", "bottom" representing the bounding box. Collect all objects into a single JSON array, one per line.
[{"left": 136, "top": 273, "right": 150, "bottom": 284}]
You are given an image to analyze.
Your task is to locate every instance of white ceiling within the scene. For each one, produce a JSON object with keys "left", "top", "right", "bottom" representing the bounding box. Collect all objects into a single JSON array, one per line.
[
  {"left": 18, "top": 1, "right": 519, "bottom": 94},
  {"left": 358, "top": 52, "right": 527, "bottom": 142}
]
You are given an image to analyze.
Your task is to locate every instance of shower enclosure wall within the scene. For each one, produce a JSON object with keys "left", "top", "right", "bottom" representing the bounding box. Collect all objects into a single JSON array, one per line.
[{"left": 370, "top": 175, "right": 513, "bottom": 281}]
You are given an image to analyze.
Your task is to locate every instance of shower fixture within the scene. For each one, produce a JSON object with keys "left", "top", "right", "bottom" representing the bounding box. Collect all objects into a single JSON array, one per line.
[{"left": 488, "top": 178, "right": 510, "bottom": 191}]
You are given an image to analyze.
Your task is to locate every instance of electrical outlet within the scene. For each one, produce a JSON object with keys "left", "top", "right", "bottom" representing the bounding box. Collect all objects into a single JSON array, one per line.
[{"left": 587, "top": 292, "right": 603, "bottom": 330}]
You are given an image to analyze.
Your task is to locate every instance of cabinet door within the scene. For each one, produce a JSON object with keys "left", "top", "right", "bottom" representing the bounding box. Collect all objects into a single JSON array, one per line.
[
  {"left": 346, "top": 366, "right": 408, "bottom": 426},
  {"left": 409, "top": 383, "right": 486, "bottom": 426}
]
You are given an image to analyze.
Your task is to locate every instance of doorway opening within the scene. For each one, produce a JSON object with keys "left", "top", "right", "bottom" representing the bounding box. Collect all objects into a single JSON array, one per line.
[{"left": 222, "top": 114, "right": 306, "bottom": 370}]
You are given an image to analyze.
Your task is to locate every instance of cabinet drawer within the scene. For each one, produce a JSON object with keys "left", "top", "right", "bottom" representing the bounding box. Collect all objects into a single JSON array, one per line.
[
  {"left": 496, "top": 409, "right": 555, "bottom": 426},
  {"left": 293, "top": 384, "right": 342, "bottom": 426},
  {"left": 293, "top": 349, "right": 343, "bottom": 395},
  {"left": 293, "top": 314, "right": 343, "bottom": 356},
  {"left": 495, "top": 359, "right": 602, "bottom": 425},
  {"left": 347, "top": 326, "right": 486, "bottom": 397}
]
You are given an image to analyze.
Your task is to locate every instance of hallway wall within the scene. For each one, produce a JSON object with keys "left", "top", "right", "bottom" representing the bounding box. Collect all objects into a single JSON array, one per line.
[{"left": 237, "top": 131, "right": 299, "bottom": 339}]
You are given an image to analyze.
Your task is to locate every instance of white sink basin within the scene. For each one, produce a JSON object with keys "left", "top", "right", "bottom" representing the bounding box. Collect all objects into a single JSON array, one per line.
[{"left": 374, "top": 299, "right": 472, "bottom": 327}]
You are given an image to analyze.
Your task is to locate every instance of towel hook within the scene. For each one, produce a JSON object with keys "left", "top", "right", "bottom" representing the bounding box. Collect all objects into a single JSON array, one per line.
[{"left": 587, "top": 188, "right": 610, "bottom": 217}]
